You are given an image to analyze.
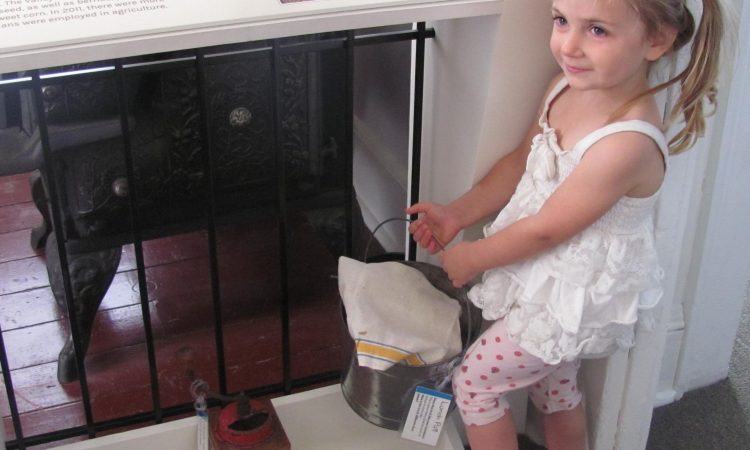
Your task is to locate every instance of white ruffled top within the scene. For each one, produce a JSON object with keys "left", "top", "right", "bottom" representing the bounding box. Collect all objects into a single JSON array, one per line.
[{"left": 468, "top": 78, "right": 667, "bottom": 364}]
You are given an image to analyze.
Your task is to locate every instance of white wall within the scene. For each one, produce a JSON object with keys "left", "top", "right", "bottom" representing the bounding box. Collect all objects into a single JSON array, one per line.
[
  {"left": 615, "top": 2, "right": 749, "bottom": 446},
  {"left": 670, "top": 0, "right": 750, "bottom": 394},
  {"left": 420, "top": 0, "right": 559, "bottom": 243},
  {"left": 353, "top": 25, "right": 413, "bottom": 252}
]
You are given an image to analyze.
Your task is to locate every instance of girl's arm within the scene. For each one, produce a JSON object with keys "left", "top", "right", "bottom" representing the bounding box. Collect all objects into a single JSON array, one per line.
[
  {"left": 407, "top": 126, "right": 535, "bottom": 252},
  {"left": 439, "top": 74, "right": 570, "bottom": 226},
  {"left": 441, "top": 130, "right": 664, "bottom": 287}
]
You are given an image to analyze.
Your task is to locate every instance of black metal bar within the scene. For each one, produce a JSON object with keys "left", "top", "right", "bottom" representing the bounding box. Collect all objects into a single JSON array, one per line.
[
  {"left": 408, "top": 22, "right": 427, "bottom": 261},
  {"left": 0, "top": 77, "right": 33, "bottom": 93},
  {"left": 5, "top": 427, "right": 87, "bottom": 450},
  {"left": 121, "top": 57, "right": 195, "bottom": 74},
  {"left": 278, "top": 36, "right": 348, "bottom": 55},
  {"left": 2, "top": 65, "right": 113, "bottom": 93},
  {"left": 0, "top": 324, "right": 25, "bottom": 449},
  {"left": 201, "top": 46, "right": 273, "bottom": 66},
  {"left": 30, "top": 70, "right": 97, "bottom": 439},
  {"left": 355, "top": 28, "right": 436, "bottom": 47},
  {"left": 193, "top": 49, "right": 228, "bottom": 395},
  {"left": 277, "top": 28, "right": 437, "bottom": 55},
  {"left": 38, "top": 66, "right": 115, "bottom": 86},
  {"left": 344, "top": 30, "right": 355, "bottom": 257},
  {"left": 271, "top": 40, "right": 292, "bottom": 394},
  {"left": 289, "top": 370, "right": 341, "bottom": 390},
  {"left": 113, "top": 60, "right": 163, "bottom": 422}
]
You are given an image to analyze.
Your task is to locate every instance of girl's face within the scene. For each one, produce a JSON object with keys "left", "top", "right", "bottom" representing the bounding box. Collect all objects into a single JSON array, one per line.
[{"left": 550, "top": 0, "right": 667, "bottom": 95}]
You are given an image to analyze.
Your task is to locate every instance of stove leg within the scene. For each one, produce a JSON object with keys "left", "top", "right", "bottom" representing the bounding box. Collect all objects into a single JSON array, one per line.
[
  {"left": 45, "top": 233, "right": 123, "bottom": 383},
  {"left": 29, "top": 170, "right": 52, "bottom": 250}
]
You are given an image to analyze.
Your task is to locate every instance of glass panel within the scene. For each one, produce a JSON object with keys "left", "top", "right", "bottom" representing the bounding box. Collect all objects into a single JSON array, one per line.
[
  {"left": 285, "top": 39, "right": 353, "bottom": 381},
  {"left": 202, "top": 50, "right": 284, "bottom": 393},
  {"left": 0, "top": 24, "right": 418, "bottom": 443},
  {"left": 353, "top": 26, "right": 412, "bottom": 257},
  {"left": 131, "top": 232, "right": 217, "bottom": 413},
  {"left": 218, "top": 218, "right": 283, "bottom": 394}
]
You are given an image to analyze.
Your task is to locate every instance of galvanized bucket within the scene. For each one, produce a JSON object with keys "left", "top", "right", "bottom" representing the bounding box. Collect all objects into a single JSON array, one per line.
[{"left": 340, "top": 260, "right": 482, "bottom": 430}]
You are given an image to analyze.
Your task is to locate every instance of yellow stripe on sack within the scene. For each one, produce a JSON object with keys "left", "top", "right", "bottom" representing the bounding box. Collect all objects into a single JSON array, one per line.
[
  {"left": 355, "top": 341, "right": 425, "bottom": 367},
  {"left": 403, "top": 353, "right": 425, "bottom": 367}
]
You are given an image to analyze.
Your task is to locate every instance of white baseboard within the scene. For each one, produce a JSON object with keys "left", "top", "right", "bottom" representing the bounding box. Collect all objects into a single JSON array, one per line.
[{"left": 653, "top": 389, "right": 681, "bottom": 408}]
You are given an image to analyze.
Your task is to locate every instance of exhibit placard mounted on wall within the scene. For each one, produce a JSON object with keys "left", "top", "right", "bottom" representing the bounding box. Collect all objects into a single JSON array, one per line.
[{"left": 0, "top": 0, "right": 501, "bottom": 73}]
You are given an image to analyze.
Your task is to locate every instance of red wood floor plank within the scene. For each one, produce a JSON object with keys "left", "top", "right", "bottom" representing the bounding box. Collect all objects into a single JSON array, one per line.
[
  {"left": 0, "top": 256, "right": 49, "bottom": 296},
  {"left": 118, "top": 231, "right": 209, "bottom": 272},
  {"left": 117, "top": 219, "right": 280, "bottom": 272},
  {"left": 98, "top": 270, "right": 147, "bottom": 311},
  {"left": 2, "top": 321, "right": 67, "bottom": 370},
  {"left": 0, "top": 287, "right": 60, "bottom": 332},
  {"left": 0, "top": 200, "right": 350, "bottom": 447},
  {"left": 1, "top": 303, "right": 347, "bottom": 444},
  {"left": 0, "top": 174, "right": 32, "bottom": 208},
  {"left": 0, "top": 229, "right": 38, "bottom": 264},
  {"left": 0, "top": 362, "right": 79, "bottom": 416},
  {"left": 0, "top": 202, "right": 41, "bottom": 235},
  {"left": 3, "top": 402, "right": 86, "bottom": 442}
]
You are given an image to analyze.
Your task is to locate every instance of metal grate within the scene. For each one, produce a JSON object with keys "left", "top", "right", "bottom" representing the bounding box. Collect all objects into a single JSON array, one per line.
[{"left": 0, "top": 24, "right": 434, "bottom": 449}]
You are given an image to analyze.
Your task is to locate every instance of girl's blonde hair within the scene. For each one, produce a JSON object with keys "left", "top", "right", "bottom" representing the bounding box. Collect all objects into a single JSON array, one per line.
[{"left": 617, "top": 0, "right": 724, "bottom": 154}]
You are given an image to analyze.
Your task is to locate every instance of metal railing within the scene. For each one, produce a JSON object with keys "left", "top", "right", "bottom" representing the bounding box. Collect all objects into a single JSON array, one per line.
[{"left": 0, "top": 24, "right": 434, "bottom": 449}]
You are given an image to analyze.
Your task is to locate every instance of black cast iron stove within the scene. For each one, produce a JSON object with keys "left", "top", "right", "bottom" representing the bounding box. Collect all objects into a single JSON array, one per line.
[{"left": 1, "top": 35, "right": 349, "bottom": 383}]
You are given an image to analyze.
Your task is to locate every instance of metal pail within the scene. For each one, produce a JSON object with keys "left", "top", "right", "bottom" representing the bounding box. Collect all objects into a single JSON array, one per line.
[{"left": 340, "top": 260, "right": 482, "bottom": 430}]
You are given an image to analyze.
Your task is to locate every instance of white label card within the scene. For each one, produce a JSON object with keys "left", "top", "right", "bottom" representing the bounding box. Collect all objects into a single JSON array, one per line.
[
  {"left": 400, "top": 386, "right": 453, "bottom": 446},
  {"left": 196, "top": 414, "right": 209, "bottom": 450}
]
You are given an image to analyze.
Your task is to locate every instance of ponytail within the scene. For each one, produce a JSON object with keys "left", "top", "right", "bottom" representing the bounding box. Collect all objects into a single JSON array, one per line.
[
  {"left": 609, "top": 0, "right": 725, "bottom": 154},
  {"left": 666, "top": 0, "right": 724, "bottom": 154}
]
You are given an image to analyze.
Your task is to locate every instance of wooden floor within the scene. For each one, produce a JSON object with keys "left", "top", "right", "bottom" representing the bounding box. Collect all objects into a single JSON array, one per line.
[{"left": 0, "top": 172, "right": 348, "bottom": 446}]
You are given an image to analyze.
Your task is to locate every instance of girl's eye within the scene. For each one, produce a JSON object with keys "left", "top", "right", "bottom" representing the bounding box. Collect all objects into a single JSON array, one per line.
[
  {"left": 590, "top": 26, "right": 607, "bottom": 36},
  {"left": 553, "top": 16, "right": 567, "bottom": 27}
]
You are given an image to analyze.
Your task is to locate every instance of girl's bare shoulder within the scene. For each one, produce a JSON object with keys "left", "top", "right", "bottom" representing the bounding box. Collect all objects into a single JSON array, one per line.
[{"left": 582, "top": 116, "right": 666, "bottom": 197}]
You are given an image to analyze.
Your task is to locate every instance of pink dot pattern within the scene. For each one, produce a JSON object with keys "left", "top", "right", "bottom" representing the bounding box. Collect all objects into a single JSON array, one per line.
[{"left": 452, "top": 319, "right": 583, "bottom": 427}]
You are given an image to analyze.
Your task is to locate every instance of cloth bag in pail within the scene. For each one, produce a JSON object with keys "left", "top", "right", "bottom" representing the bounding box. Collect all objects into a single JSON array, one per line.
[{"left": 338, "top": 256, "right": 462, "bottom": 370}]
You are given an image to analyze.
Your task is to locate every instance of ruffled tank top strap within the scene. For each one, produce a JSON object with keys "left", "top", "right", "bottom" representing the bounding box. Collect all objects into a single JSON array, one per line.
[
  {"left": 571, "top": 120, "right": 670, "bottom": 170},
  {"left": 538, "top": 77, "right": 569, "bottom": 127}
]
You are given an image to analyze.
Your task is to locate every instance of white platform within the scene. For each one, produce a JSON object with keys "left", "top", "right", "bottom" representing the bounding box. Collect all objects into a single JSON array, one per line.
[
  {"left": 271, "top": 384, "right": 464, "bottom": 450},
  {"left": 51, "top": 384, "right": 464, "bottom": 449},
  {"left": 271, "top": 384, "right": 464, "bottom": 449},
  {"left": 52, "top": 416, "right": 202, "bottom": 450}
]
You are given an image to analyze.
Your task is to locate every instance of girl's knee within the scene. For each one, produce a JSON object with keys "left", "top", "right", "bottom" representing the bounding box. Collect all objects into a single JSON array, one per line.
[
  {"left": 543, "top": 404, "right": 587, "bottom": 450},
  {"left": 528, "top": 360, "right": 582, "bottom": 414},
  {"left": 529, "top": 383, "right": 582, "bottom": 414},
  {"left": 452, "top": 362, "right": 512, "bottom": 427},
  {"left": 454, "top": 387, "right": 512, "bottom": 428}
]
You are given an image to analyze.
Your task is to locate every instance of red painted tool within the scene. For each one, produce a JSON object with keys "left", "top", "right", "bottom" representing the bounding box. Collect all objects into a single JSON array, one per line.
[{"left": 214, "top": 394, "right": 274, "bottom": 447}]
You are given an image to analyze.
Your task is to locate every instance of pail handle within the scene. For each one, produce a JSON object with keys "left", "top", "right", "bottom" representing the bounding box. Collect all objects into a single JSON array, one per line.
[{"left": 364, "top": 217, "right": 445, "bottom": 262}]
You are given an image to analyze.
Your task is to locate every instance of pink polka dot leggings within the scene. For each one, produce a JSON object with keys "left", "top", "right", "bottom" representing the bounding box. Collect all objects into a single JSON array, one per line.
[{"left": 452, "top": 318, "right": 582, "bottom": 427}]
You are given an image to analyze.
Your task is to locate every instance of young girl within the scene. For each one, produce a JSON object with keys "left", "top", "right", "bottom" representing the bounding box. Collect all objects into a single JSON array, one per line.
[{"left": 407, "top": 0, "right": 724, "bottom": 449}]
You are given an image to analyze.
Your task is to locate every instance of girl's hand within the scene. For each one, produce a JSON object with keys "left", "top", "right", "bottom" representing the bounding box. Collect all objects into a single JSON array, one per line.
[
  {"left": 405, "top": 203, "right": 463, "bottom": 254},
  {"left": 439, "top": 241, "right": 480, "bottom": 287}
]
